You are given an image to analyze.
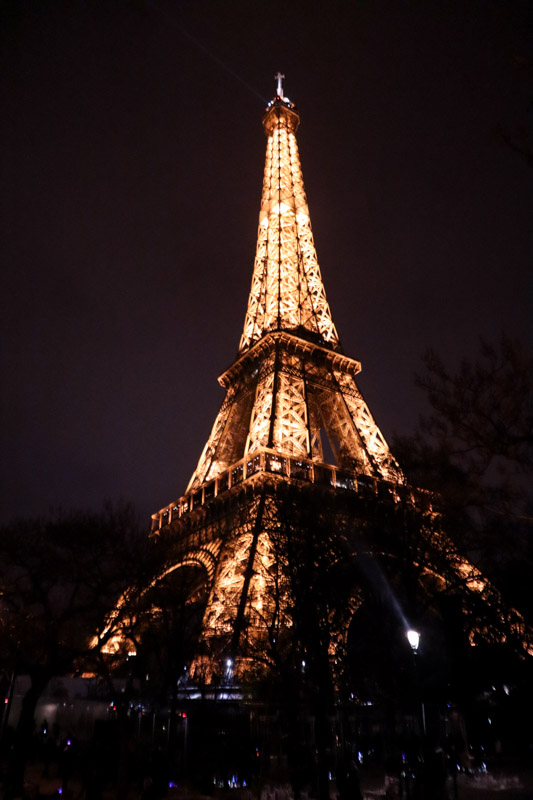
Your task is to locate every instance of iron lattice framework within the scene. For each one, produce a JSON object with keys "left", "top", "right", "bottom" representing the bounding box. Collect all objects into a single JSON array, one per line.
[
  {"left": 184, "top": 90, "right": 400, "bottom": 495},
  {"left": 148, "top": 86, "right": 405, "bottom": 676},
  {"left": 144, "top": 82, "right": 530, "bottom": 681},
  {"left": 239, "top": 99, "right": 339, "bottom": 354}
]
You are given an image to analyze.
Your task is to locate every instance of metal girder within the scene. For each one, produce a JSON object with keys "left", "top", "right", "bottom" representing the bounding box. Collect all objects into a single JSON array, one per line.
[
  {"left": 239, "top": 102, "right": 340, "bottom": 354},
  {"left": 333, "top": 371, "right": 401, "bottom": 481},
  {"left": 187, "top": 330, "right": 400, "bottom": 491}
]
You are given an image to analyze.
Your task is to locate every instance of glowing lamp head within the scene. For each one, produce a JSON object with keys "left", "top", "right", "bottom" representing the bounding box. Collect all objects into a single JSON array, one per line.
[{"left": 407, "top": 629, "right": 420, "bottom": 652}]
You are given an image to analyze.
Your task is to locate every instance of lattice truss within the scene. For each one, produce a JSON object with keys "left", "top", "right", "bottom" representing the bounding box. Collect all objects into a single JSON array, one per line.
[
  {"left": 105, "top": 481, "right": 531, "bottom": 676},
  {"left": 332, "top": 370, "right": 400, "bottom": 481},
  {"left": 239, "top": 103, "right": 340, "bottom": 354},
  {"left": 187, "top": 338, "right": 400, "bottom": 491},
  {"left": 246, "top": 355, "right": 310, "bottom": 458},
  {"left": 192, "top": 483, "right": 530, "bottom": 682},
  {"left": 152, "top": 486, "right": 361, "bottom": 683},
  {"left": 185, "top": 97, "right": 400, "bottom": 492},
  {"left": 201, "top": 526, "right": 255, "bottom": 639},
  {"left": 189, "top": 493, "right": 293, "bottom": 679}
]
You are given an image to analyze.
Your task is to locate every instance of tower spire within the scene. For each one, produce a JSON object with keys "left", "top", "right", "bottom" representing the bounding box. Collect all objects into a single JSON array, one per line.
[
  {"left": 239, "top": 80, "right": 341, "bottom": 354},
  {"left": 275, "top": 71, "right": 285, "bottom": 98}
]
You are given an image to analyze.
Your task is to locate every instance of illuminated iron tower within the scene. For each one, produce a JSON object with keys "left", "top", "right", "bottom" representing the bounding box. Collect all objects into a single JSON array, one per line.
[{"left": 152, "top": 78, "right": 405, "bottom": 678}]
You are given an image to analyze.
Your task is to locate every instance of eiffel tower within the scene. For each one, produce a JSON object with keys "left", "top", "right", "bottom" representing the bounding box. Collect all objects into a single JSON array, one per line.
[
  {"left": 150, "top": 77, "right": 524, "bottom": 683},
  {"left": 150, "top": 76, "right": 404, "bottom": 674}
]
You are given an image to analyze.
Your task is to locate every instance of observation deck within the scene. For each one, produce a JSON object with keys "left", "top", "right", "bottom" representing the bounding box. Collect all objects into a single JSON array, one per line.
[{"left": 151, "top": 448, "right": 426, "bottom": 533}]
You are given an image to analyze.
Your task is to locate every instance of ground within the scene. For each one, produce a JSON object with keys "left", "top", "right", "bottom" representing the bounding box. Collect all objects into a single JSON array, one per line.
[{"left": 18, "top": 757, "right": 533, "bottom": 800}]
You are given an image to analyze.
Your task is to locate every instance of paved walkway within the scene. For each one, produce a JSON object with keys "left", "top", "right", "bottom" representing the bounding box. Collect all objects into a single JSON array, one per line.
[
  {"left": 360, "top": 767, "right": 533, "bottom": 799},
  {"left": 21, "top": 763, "right": 533, "bottom": 800}
]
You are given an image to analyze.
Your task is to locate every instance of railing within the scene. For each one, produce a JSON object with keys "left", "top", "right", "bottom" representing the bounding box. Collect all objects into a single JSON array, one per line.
[{"left": 151, "top": 448, "right": 407, "bottom": 532}]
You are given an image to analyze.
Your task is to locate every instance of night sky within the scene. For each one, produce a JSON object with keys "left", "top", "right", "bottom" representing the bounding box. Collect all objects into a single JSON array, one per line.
[{"left": 2, "top": 1, "right": 531, "bottom": 526}]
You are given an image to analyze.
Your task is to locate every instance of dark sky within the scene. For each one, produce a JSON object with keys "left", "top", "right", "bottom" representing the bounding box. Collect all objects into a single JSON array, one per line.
[{"left": 1, "top": 1, "right": 531, "bottom": 526}]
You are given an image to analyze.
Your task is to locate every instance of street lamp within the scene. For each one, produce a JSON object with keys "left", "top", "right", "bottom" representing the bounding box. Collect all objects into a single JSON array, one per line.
[
  {"left": 406, "top": 629, "right": 426, "bottom": 735},
  {"left": 225, "top": 658, "right": 234, "bottom": 684},
  {"left": 406, "top": 629, "right": 420, "bottom": 652}
]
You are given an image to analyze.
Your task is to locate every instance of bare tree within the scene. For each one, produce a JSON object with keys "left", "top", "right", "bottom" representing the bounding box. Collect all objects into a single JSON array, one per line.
[
  {"left": 0, "top": 503, "right": 153, "bottom": 797},
  {"left": 394, "top": 335, "right": 533, "bottom": 620}
]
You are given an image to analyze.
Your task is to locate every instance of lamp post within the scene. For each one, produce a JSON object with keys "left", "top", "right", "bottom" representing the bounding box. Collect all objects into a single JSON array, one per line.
[
  {"left": 406, "top": 629, "right": 420, "bottom": 653},
  {"left": 407, "top": 629, "right": 426, "bottom": 736}
]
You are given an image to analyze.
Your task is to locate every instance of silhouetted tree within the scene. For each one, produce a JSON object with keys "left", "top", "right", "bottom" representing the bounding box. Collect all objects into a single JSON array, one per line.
[
  {"left": 244, "top": 472, "right": 531, "bottom": 786},
  {"left": 394, "top": 336, "right": 533, "bottom": 621},
  {"left": 132, "top": 564, "right": 208, "bottom": 774},
  {"left": 0, "top": 503, "right": 154, "bottom": 797},
  {"left": 393, "top": 336, "right": 533, "bottom": 757}
]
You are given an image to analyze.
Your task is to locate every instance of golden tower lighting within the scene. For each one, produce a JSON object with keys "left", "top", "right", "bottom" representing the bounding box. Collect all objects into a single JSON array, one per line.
[{"left": 140, "top": 78, "right": 530, "bottom": 679}]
